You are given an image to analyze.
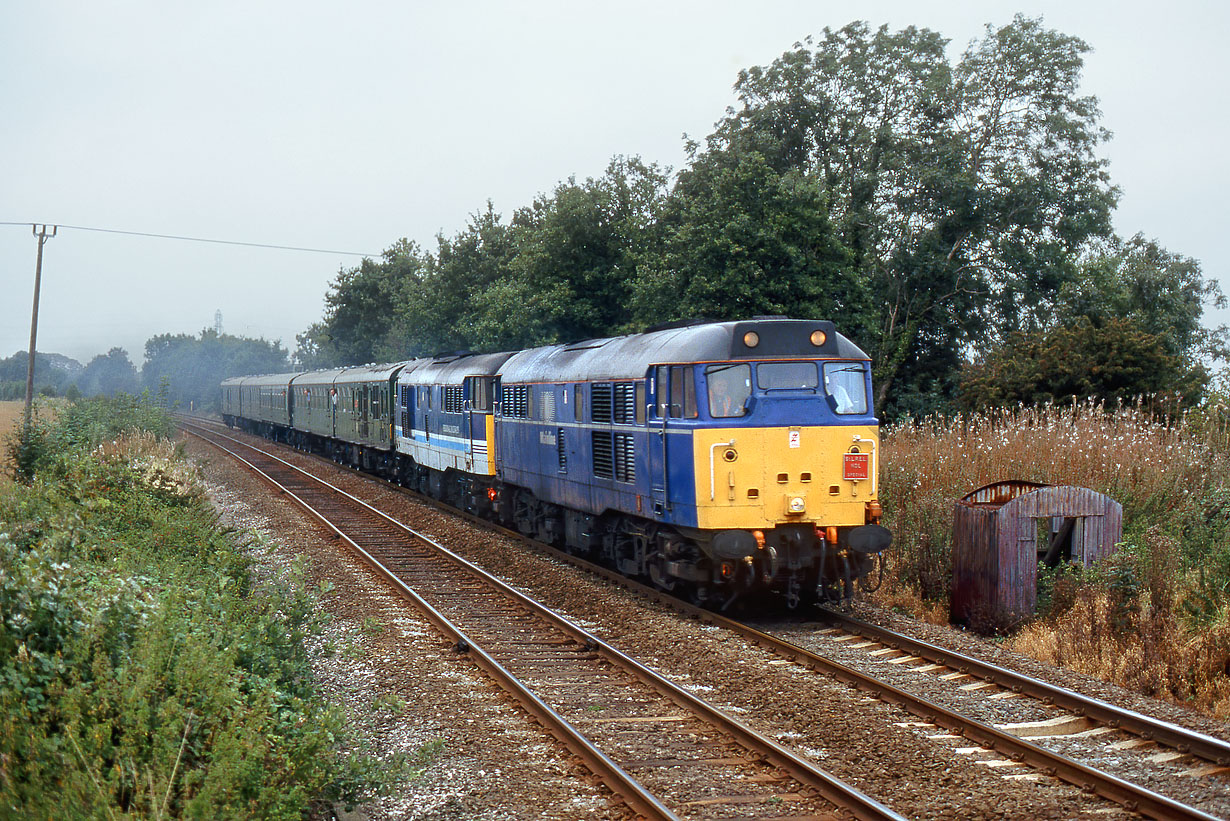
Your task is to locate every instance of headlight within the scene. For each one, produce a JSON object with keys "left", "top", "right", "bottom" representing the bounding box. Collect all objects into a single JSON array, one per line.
[
  {"left": 788, "top": 496, "right": 806, "bottom": 513},
  {"left": 743, "top": 331, "right": 760, "bottom": 347}
]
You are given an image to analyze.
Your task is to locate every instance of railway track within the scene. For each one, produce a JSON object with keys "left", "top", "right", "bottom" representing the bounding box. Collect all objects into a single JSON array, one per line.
[
  {"left": 182, "top": 420, "right": 904, "bottom": 820},
  {"left": 183, "top": 417, "right": 1229, "bottom": 819}
]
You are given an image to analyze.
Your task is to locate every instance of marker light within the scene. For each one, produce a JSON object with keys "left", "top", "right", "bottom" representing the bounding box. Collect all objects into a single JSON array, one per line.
[
  {"left": 743, "top": 331, "right": 760, "bottom": 348},
  {"left": 810, "top": 330, "right": 827, "bottom": 346}
]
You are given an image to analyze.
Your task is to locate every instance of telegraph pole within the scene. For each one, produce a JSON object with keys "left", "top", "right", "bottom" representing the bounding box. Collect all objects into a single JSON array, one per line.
[{"left": 24, "top": 224, "right": 57, "bottom": 427}]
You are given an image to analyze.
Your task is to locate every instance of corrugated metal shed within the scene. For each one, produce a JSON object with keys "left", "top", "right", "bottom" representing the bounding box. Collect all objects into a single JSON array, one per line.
[{"left": 951, "top": 481, "right": 1123, "bottom": 629}]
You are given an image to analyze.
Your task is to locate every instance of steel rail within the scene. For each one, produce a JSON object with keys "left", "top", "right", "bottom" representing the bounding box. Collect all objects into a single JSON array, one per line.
[
  {"left": 817, "top": 607, "right": 1230, "bottom": 766},
  {"left": 183, "top": 422, "right": 906, "bottom": 821},
  {"left": 509, "top": 545, "right": 1222, "bottom": 820}
]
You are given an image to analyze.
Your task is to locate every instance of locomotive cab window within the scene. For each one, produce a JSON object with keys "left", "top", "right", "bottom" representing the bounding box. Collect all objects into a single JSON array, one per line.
[
  {"left": 705, "top": 363, "right": 751, "bottom": 418},
  {"left": 758, "top": 362, "right": 819, "bottom": 392},
  {"left": 823, "top": 361, "right": 869, "bottom": 415},
  {"left": 468, "top": 377, "right": 495, "bottom": 412}
]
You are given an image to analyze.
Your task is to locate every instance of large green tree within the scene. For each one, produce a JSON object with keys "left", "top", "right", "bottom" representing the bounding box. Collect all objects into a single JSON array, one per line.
[
  {"left": 631, "top": 148, "right": 864, "bottom": 328},
  {"left": 297, "top": 239, "right": 430, "bottom": 367},
  {"left": 300, "top": 157, "right": 669, "bottom": 363},
  {"left": 701, "top": 16, "right": 1117, "bottom": 414}
]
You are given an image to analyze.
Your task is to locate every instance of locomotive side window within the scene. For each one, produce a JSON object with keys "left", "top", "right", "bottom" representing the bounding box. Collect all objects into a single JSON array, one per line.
[
  {"left": 705, "top": 363, "right": 751, "bottom": 418},
  {"left": 652, "top": 366, "right": 669, "bottom": 417},
  {"left": 573, "top": 384, "right": 584, "bottom": 422},
  {"left": 469, "top": 377, "right": 495, "bottom": 412},
  {"left": 669, "top": 365, "right": 698, "bottom": 418},
  {"left": 822, "top": 361, "right": 869, "bottom": 415},
  {"left": 635, "top": 381, "right": 646, "bottom": 425}
]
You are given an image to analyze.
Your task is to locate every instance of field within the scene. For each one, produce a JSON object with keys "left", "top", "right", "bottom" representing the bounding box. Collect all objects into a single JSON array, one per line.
[
  {"left": 0, "top": 401, "right": 24, "bottom": 481},
  {"left": 0, "top": 400, "right": 65, "bottom": 483}
]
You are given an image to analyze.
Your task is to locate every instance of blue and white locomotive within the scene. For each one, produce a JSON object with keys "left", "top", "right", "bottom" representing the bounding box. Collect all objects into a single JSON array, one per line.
[{"left": 221, "top": 317, "right": 890, "bottom": 608}]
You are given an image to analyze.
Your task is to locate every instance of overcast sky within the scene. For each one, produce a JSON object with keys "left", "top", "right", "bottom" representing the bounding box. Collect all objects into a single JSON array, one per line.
[{"left": 3, "top": 1, "right": 1227, "bottom": 368}]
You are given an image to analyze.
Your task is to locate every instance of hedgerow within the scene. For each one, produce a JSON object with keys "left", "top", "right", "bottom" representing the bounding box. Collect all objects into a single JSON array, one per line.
[{"left": 0, "top": 396, "right": 388, "bottom": 817}]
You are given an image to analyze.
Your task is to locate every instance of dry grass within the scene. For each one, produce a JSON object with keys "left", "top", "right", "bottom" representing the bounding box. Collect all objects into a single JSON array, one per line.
[
  {"left": 1010, "top": 588, "right": 1230, "bottom": 717},
  {"left": 872, "top": 399, "right": 1230, "bottom": 718}
]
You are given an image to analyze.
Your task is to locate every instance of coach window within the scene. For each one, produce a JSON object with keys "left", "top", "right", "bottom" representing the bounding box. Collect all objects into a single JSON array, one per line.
[{"left": 669, "top": 365, "right": 698, "bottom": 419}]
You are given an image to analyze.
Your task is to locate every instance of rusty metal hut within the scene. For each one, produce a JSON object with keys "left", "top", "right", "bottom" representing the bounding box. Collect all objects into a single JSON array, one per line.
[{"left": 951, "top": 481, "right": 1123, "bottom": 626}]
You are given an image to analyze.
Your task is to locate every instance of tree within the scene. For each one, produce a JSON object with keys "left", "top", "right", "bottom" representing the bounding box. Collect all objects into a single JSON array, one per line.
[
  {"left": 77, "top": 348, "right": 139, "bottom": 397},
  {"left": 143, "top": 330, "right": 289, "bottom": 411},
  {"left": 475, "top": 156, "right": 669, "bottom": 348},
  {"left": 299, "top": 239, "right": 429, "bottom": 367},
  {"left": 0, "top": 351, "right": 82, "bottom": 397},
  {"left": 308, "top": 157, "right": 671, "bottom": 361},
  {"left": 705, "top": 16, "right": 1117, "bottom": 415},
  {"left": 631, "top": 148, "right": 865, "bottom": 329},
  {"left": 959, "top": 318, "right": 1207, "bottom": 410},
  {"left": 1055, "top": 234, "right": 1228, "bottom": 363}
]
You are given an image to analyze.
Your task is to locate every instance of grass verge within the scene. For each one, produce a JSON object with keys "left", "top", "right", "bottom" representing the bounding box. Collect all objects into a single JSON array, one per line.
[{"left": 0, "top": 396, "right": 391, "bottom": 817}]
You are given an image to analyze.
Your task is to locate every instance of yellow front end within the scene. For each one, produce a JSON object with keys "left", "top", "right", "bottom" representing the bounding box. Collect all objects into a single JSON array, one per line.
[{"left": 692, "top": 425, "right": 879, "bottom": 531}]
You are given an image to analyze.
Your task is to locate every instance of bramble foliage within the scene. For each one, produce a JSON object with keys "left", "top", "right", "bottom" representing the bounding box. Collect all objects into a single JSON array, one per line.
[
  {"left": 0, "top": 397, "right": 388, "bottom": 816},
  {"left": 878, "top": 400, "right": 1230, "bottom": 715}
]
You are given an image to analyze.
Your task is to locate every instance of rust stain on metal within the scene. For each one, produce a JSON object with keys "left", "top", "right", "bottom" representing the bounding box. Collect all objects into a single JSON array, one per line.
[{"left": 959, "top": 480, "right": 1048, "bottom": 508}]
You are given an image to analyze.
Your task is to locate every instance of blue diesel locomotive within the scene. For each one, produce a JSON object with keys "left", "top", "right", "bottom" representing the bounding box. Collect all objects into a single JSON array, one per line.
[{"left": 221, "top": 317, "right": 891, "bottom": 608}]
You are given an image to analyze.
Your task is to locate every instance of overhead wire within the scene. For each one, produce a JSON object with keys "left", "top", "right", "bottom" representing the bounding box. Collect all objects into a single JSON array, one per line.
[{"left": 0, "top": 221, "right": 379, "bottom": 257}]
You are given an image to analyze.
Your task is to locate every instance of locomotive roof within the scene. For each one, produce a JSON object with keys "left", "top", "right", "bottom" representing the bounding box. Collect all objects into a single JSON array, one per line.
[
  {"left": 398, "top": 352, "right": 516, "bottom": 386},
  {"left": 497, "top": 319, "right": 868, "bottom": 383}
]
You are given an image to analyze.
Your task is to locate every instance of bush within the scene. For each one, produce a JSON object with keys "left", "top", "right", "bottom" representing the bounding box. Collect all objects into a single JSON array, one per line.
[{"left": 0, "top": 398, "right": 389, "bottom": 816}]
